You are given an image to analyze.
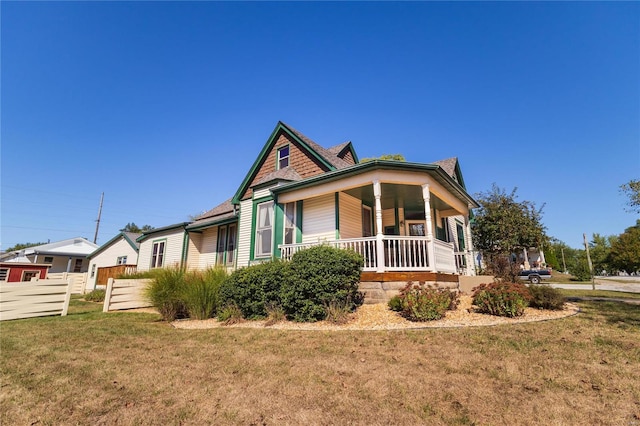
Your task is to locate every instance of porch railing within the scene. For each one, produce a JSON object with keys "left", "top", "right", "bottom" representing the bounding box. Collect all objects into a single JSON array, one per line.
[
  {"left": 279, "top": 237, "right": 378, "bottom": 270},
  {"left": 433, "top": 240, "right": 457, "bottom": 274},
  {"left": 383, "top": 236, "right": 430, "bottom": 271}
]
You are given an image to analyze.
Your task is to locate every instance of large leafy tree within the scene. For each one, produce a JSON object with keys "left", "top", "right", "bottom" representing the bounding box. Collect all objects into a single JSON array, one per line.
[
  {"left": 120, "top": 223, "right": 154, "bottom": 233},
  {"left": 620, "top": 179, "right": 640, "bottom": 213},
  {"left": 471, "top": 184, "right": 547, "bottom": 264},
  {"left": 608, "top": 220, "right": 640, "bottom": 274},
  {"left": 589, "top": 233, "right": 617, "bottom": 275}
]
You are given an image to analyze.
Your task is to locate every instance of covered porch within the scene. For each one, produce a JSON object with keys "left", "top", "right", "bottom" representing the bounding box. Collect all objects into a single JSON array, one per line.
[{"left": 275, "top": 167, "right": 477, "bottom": 275}]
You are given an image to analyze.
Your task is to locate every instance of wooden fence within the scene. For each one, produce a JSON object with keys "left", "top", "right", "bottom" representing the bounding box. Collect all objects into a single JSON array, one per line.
[
  {"left": 47, "top": 272, "right": 88, "bottom": 294},
  {"left": 0, "top": 278, "right": 72, "bottom": 321},
  {"left": 96, "top": 265, "right": 138, "bottom": 286},
  {"left": 103, "top": 278, "right": 152, "bottom": 312}
]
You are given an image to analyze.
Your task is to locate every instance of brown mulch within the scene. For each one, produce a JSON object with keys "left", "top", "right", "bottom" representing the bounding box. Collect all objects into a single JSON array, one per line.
[{"left": 170, "top": 296, "right": 579, "bottom": 331}]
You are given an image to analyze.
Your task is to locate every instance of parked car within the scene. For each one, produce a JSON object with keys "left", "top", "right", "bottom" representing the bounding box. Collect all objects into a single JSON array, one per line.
[{"left": 519, "top": 268, "right": 552, "bottom": 284}]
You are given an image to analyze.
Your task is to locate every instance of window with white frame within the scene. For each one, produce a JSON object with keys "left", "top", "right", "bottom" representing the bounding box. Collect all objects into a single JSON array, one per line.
[
  {"left": 283, "top": 202, "right": 296, "bottom": 245},
  {"left": 21, "top": 270, "right": 41, "bottom": 282},
  {"left": 226, "top": 224, "right": 237, "bottom": 266},
  {"left": 216, "top": 223, "right": 238, "bottom": 266},
  {"left": 0, "top": 268, "right": 9, "bottom": 281},
  {"left": 216, "top": 226, "right": 228, "bottom": 266},
  {"left": 151, "top": 240, "right": 166, "bottom": 268},
  {"left": 255, "top": 201, "right": 274, "bottom": 258},
  {"left": 117, "top": 256, "right": 127, "bottom": 265},
  {"left": 277, "top": 146, "right": 289, "bottom": 169}
]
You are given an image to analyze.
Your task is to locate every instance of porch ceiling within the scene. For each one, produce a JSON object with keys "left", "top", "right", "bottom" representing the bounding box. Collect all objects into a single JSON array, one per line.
[{"left": 344, "top": 183, "right": 451, "bottom": 211}]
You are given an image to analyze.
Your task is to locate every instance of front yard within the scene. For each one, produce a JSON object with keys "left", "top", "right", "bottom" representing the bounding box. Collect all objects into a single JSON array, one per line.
[{"left": 1, "top": 296, "right": 639, "bottom": 425}]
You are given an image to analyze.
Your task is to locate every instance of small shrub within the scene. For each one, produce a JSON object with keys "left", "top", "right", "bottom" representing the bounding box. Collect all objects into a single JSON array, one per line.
[
  {"left": 182, "top": 267, "right": 227, "bottom": 320},
  {"left": 528, "top": 284, "right": 565, "bottom": 310},
  {"left": 84, "top": 289, "right": 105, "bottom": 303},
  {"left": 324, "top": 300, "right": 352, "bottom": 325},
  {"left": 396, "top": 282, "right": 459, "bottom": 321},
  {"left": 264, "top": 303, "right": 286, "bottom": 326},
  {"left": 219, "top": 260, "right": 288, "bottom": 319},
  {"left": 282, "top": 245, "right": 364, "bottom": 322},
  {"left": 144, "top": 267, "right": 187, "bottom": 321},
  {"left": 388, "top": 295, "right": 403, "bottom": 312},
  {"left": 217, "top": 303, "right": 244, "bottom": 325},
  {"left": 472, "top": 282, "right": 532, "bottom": 318}
]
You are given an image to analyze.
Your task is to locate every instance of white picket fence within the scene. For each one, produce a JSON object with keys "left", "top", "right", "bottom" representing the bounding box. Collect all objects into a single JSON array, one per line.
[
  {"left": 0, "top": 278, "right": 72, "bottom": 321},
  {"left": 103, "top": 278, "right": 153, "bottom": 312},
  {"left": 46, "top": 272, "right": 88, "bottom": 294}
]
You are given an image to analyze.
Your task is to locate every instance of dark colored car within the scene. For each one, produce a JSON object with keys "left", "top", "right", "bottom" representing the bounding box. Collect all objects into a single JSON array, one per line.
[{"left": 519, "top": 269, "right": 552, "bottom": 284}]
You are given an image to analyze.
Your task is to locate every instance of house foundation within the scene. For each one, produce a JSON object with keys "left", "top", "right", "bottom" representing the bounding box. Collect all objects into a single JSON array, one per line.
[{"left": 358, "top": 271, "right": 459, "bottom": 304}]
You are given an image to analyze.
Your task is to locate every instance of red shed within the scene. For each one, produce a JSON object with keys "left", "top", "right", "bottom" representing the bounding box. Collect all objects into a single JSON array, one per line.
[{"left": 0, "top": 262, "right": 50, "bottom": 283}]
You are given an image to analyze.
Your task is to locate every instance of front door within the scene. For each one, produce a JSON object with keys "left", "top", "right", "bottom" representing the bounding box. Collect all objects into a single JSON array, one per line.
[{"left": 406, "top": 221, "right": 426, "bottom": 237}]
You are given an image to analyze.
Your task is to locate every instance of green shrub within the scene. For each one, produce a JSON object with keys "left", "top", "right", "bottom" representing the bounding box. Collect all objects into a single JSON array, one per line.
[
  {"left": 388, "top": 295, "right": 403, "bottom": 312},
  {"left": 528, "top": 284, "right": 565, "bottom": 310},
  {"left": 219, "top": 260, "right": 288, "bottom": 319},
  {"left": 144, "top": 267, "right": 187, "bottom": 321},
  {"left": 84, "top": 289, "right": 105, "bottom": 303},
  {"left": 281, "top": 245, "right": 364, "bottom": 322},
  {"left": 472, "top": 282, "right": 532, "bottom": 318},
  {"left": 182, "top": 267, "right": 227, "bottom": 320},
  {"left": 217, "top": 303, "right": 244, "bottom": 325},
  {"left": 395, "top": 282, "right": 459, "bottom": 321}
]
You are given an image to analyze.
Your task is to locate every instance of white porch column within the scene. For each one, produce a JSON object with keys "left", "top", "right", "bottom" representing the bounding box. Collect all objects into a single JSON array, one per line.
[
  {"left": 373, "top": 180, "right": 385, "bottom": 273},
  {"left": 523, "top": 248, "right": 530, "bottom": 269},
  {"left": 464, "top": 215, "right": 476, "bottom": 276},
  {"left": 422, "top": 184, "right": 436, "bottom": 271}
]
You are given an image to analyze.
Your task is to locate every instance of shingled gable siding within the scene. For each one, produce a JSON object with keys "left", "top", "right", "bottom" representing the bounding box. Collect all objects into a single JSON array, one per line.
[
  {"left": 301, "top": 194, "right": 336, "bottom": 244},
  {"left": 241, "top": 133, "right": 332, "bottom": 200},
  {"left": 339, "top": 150, "right": 356, "bottom": 165},
  {"left": 87, "top": 238, "right": 139, "bottom": 289},
  {"left": 137, "top": 229, "right": 186, "bottom": 272},
  {"left": 236, "top": 199, "right": 253, "bottom": 267}
]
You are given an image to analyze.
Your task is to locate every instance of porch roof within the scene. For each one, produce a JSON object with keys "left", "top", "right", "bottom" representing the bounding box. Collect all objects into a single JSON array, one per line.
[{"left": 271, "top": 160, "right": 479, "bottom": 208}]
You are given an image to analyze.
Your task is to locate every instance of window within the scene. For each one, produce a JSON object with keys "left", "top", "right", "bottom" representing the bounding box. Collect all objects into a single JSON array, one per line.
[
  {"left": 216, "top": 226, "right": 228, "bottom": 266},
  {"left": 283, "top": 202, "right": 296, "bottom": 245},
  {"left": 226, "top": 224, "right": 237, "bottom": 266},
  {"left": 362, "top": 206, "right": 373, "bottom": 237},
  {"left": 116, "top": 256, "right": 127, "bottom": 265},
  {"left": 0, "top": 268, "right": 8, "bottom": 281},
  {"left": 255, "top": 201, "right": 274, "bottom": 257},
  {"left": 277, "top": 146, "right": 289, "bottom": 169},
  {"left": 151, "top": 240, "right": 166, "bottom": 268},
  {"left": 73, "top": 258, "right": 83, "bottom": 273},
  {"left": 456, "top": 221, "right": 466, "bottom": 251},
  {"left": 21, "top": 270, "right": 41, "bottom": 282},
  {"left": 216, "top": 224, "right": 238, "bottom": 266},
  {"left": 90, "top": 264, "right": 96, "bottom": 278},
  {"left": 44, "top": 256, "right": 54, "bottom": 263}
]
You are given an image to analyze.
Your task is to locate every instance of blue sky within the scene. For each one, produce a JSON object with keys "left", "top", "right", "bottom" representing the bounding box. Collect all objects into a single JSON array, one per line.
[{"left": 2, "top": 2, "right": 638, "bottom": 250}]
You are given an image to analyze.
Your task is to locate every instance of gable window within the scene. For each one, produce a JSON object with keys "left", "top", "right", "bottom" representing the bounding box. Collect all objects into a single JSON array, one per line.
[
  {"left": 0, "top": 268, "right": 9, "bottom": 281},
  {"left": 277, "top": 146, "right": 289, "bottom": 169},
  {"left": 116, "top": 256, "right": 127, "bottom": 265},
  {"left": 44, "top": 256, "right": 54, "bottom": 263},
  {"left": 151, "top": 240, "right": 166, "bottom": 268},
  {"left": 73, "top": 259, "right": 83, "bottom": 273},
  {"left": 255, "top": 201, "right": 274, "bottom": 258},
  {"left": 283, "top": 202, "right": 296, "bottom": 245}
]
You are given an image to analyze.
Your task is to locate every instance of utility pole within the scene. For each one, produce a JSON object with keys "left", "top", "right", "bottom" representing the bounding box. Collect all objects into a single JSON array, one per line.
[
  {"left": 561, "top": 247, "right": 567, "bottom": 274},
  {"left": 583, "top": 233, "right": 595, "bottom": 290},
  {"left": 93, "top": 192, "right": 104, "bottom": 244}
]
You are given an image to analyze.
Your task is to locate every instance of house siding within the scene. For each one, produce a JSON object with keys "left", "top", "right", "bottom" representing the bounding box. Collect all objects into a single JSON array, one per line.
[
  {"left": 339, "top": 150, "right": 356, "bottom": 165},
  {"left": 338, "top": 192, "right": 362, "bottom": 239},
  {"left": 87, "top": 238, "right": 138, "bottom": 289},
  {"left": 236, "top": 199, "right": 253, "bottom": 267},
  {"left": 137, "top": 229, "right": 185, "bottom": 272},
  {"left": 198, "top": 227, "right": 218, "bottom": 269},
  {"left": 241, "top": 133, "right": 331, "bottom": 200},
  {"left": 302, "top": 194, "right": 336, "bottom": 243},
  {"left": 186, "top": 233, "right": 201, "bottom": 270}
]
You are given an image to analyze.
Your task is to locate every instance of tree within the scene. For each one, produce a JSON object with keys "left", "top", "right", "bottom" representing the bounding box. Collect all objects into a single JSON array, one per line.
[
  {"left": 360, "top": 154, "right": 406, "bottom": 163},
  {"left": 120, "top": 223, "right": 154, "bottom": 233},
  {"left": 589, "top": 233, "right": 616, "bottom": 275},
  {"left": 620, "top": 179, "right": 640, "bottom": 213},
  {"left": 3, "top": 242, "right": 48, "bottom": 253},
  {"left": 608, "top": 220, "right": 640, "bottom": 274},
  {"left": 471, "top": 185, "right": 546, "bottom": 278}
]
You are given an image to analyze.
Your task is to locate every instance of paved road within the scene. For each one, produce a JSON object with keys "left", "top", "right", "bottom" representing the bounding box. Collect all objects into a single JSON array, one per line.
[{"left": 547, "top": 278, "right": 640, "bottom": 294}]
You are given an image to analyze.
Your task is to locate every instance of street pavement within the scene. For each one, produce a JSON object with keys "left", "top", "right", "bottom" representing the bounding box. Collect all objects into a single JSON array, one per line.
[{"left": 548, "top": 276, "right": 640, "bottom": 294}]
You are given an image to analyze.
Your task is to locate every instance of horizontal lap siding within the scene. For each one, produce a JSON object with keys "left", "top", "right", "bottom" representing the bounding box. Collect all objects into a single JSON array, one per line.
[
  {"left": 186, "top": 233, "right": 201, "bottom": 270},
  {"left": 137, "top": 229, "right": 185, "bottom": 271},
  {"left": 302, "top": 194, "right": 335, "bottom": 243},
  {"left": 339, "top": 192, "right": 362, "bottom": 239},
  {"left": 198, "top": 228, "right": 218, "bottom": 269},
  {"left": 88, "top": 239, "right": 139, "bottom": 288},
  {"left": 237, "top": 200, "right": 253, "bottom": 267}
]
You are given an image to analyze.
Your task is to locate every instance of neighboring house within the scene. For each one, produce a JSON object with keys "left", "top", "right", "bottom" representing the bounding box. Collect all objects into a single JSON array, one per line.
[
  {"left": 0, "top": 238, "right": 99, "bottom": 273},
  {"left": 86, "top": 232, "right": 141, "bottom": 290},
  {"left": 0, "top": 261, "right": 50, "bottom": 282},
  {"left": 137, "top": 121, "right": 480, "bottom": 283}
]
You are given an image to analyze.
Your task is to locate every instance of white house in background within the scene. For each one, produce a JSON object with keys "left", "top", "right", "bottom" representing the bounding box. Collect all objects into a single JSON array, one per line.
[
  {"left": 86, "top": 232, "right": 141, "bottom": 290},
  {"left": 135, "top": 122, "right": 480, "bottom": 286},
  {"left": 0, "top": 237, "right": 98, "bottom": 273}
]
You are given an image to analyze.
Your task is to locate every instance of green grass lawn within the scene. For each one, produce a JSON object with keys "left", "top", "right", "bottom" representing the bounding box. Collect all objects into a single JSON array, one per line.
[{"left": 1, "top": 296, "right": 639, "bottom": 425}]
